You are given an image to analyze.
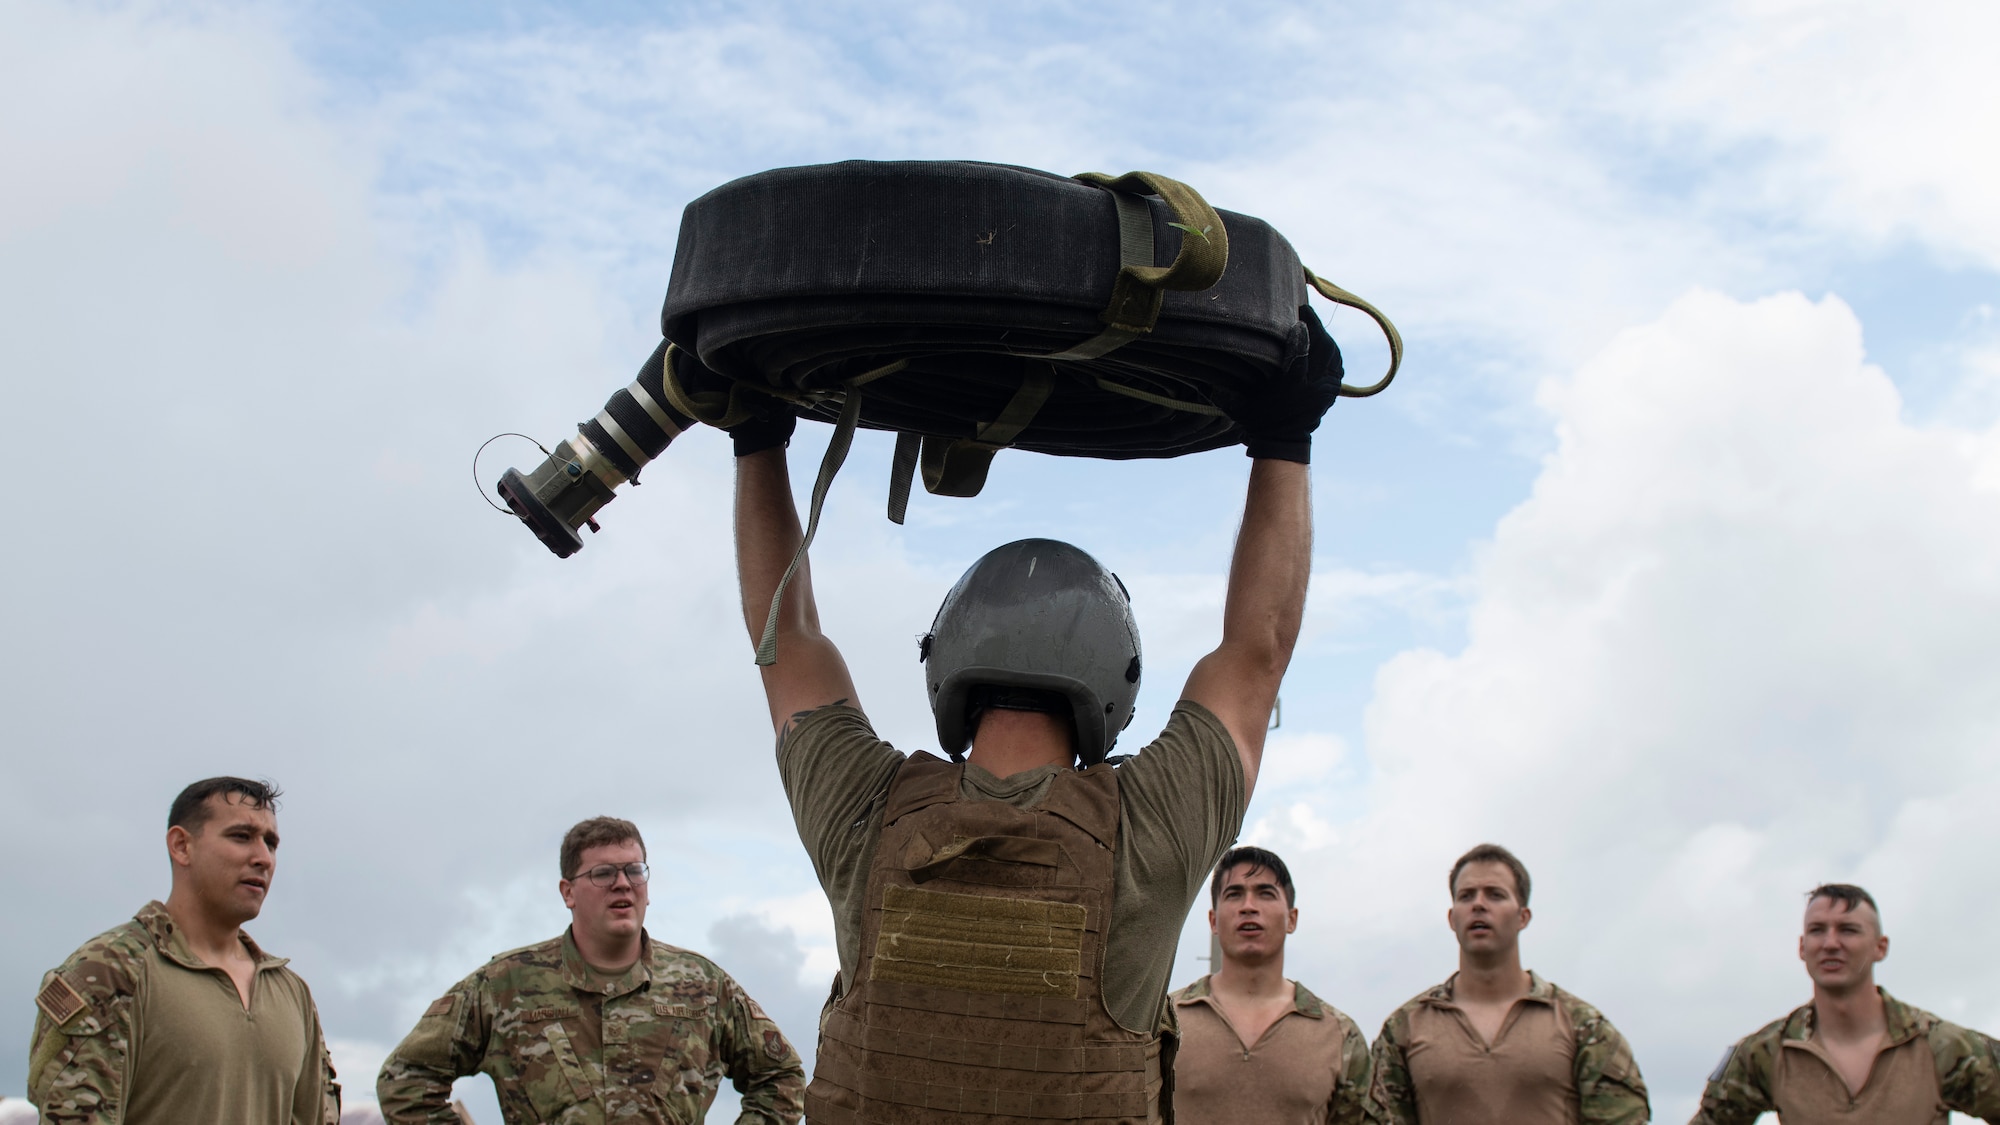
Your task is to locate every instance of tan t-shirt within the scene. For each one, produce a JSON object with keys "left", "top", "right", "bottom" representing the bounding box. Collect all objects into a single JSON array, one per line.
[
  {"left": 777, "top": 700, "right": 1245, "bottom": 1033},
  {"left": 1170, "top": 976, "right": 1376, "bottom": 1125}
]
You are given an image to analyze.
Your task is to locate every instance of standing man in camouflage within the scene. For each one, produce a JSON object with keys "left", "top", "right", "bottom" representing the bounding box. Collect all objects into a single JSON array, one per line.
[
  {"left": 1371, "top": 844, "right": 1649, "bottom": 1125},
  {"left": 730, "top": 315, "right": 1339, "bottom": 1123},
  {"left": 28, "top": 777, "right": 340, "bottom": 1124},
  {"left": 375, "top": 816, "right": 804, "bottom": 1124},
  {"left": 1692, "top": 883, "right": 2000, "bottom": 1123},
  {"left": 1169, "top": 846, "right": 1378, "bottom": 1124}
]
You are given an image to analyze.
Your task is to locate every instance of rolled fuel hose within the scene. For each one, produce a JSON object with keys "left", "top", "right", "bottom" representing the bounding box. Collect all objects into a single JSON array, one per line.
[{"left": 496, "top": 160, "right": 1401, "bottom": 660}]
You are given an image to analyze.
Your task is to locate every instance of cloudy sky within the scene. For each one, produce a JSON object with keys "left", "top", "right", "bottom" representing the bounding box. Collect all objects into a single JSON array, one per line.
[{"left": 5, "top": 0, "right": 1999, "bottom": 1120}]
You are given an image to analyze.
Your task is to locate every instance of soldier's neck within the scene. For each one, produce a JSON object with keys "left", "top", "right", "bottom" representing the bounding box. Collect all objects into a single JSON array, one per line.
[
  {"left": 1213, "top": 947, "right": 1289, "bottom": 1000},
  {"left": 1454, "top": 949, "right": 1529, "bottom": 1005},
  {"left": 1814, "top": 981, "right": 1886, "bottom": 1043},
  {"left": 162, "top": 886, "right": 251, "bottom": 969},
  {"left": 574, "top": 927, "right": 644, "bottom": 975},
  {"left": 966, "top": 710, "right": 1074, "bottom": 779}
]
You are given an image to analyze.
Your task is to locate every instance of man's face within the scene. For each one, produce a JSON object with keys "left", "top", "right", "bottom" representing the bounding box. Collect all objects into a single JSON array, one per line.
[
  {"left": 1210, "top": 862, "right": 1297, "bottom": 965},
  {"left": 560, "top": 839, "right": 649, "bottom": 946},
  {"left": 1799, "top": 896, "right": 1888, "bottom": 992},
  {"left": 1448, "top": 860, "right": 1531, "bottom": 956},
  {"left": 168, "top": 793, "right": 279, "bottom": 925}
]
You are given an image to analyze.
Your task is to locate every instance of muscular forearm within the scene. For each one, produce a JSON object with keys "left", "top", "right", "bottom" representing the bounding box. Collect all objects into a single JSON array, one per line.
[
  {"left": 1182, "top": 457, "right": 1312, "bottom": 787},
  {"left": 734, "top": 447, "right": 814, "bottom": 642},
  {"left": 733, "top": 444, "right": 859, "bottom": 729},
  {"left": 1222, "top": 458, "right": 1311, "bottom": 669}
]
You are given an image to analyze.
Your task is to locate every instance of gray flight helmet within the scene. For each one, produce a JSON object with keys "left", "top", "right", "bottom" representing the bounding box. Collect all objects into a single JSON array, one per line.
[{"left": 921, "top": 539, "right": 1142, "bottom": 767}]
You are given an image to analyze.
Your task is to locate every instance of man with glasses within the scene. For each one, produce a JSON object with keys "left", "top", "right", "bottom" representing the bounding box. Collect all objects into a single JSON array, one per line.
[{"left": 376, "top": 816, "right": 804, "bottom": 1124}]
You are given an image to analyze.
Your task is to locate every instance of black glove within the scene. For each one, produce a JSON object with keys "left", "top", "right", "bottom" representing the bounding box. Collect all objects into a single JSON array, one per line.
[
  {"left": 669, "top": 353, "right": 798, "bottom": 456},
  {"left": 1233, "top": 308, "right": 1343, "bottom": 463},
  {"left": 728, "top": 407, "right": 796, "bottom": 457}
]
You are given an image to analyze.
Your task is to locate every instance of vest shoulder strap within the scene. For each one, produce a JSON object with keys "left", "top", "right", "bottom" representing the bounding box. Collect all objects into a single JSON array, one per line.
[{"left": 883, "top": 751, "right": 961, "bottom": 824}]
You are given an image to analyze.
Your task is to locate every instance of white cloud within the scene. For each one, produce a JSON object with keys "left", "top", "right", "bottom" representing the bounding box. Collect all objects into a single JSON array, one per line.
[{"left": 1646, "top": 0, "right": 2000, "bottom": 267}]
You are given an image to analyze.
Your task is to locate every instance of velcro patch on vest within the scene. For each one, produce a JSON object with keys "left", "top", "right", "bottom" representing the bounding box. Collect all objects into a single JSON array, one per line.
[
  {"left": 424, "top": 995, "right": 455, "bottom": 1017},
  {"left": 36, "top": 974, "right": 88, "bottom": 1027},
  {"left": 874, "top": 884, "right": 1085, "bottom": 997}
]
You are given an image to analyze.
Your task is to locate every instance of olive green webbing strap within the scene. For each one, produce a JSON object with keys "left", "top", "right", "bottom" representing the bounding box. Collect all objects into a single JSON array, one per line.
[
  {"left": 917, "top": 363, "right": 1055, "bottom": 498},
  {"left": 888, "top": 171, "right": 1228, "bottom": 509},
  {"left": 756, "top": 388, "right": 864, "bottom": 667},
  {"left": 1043, "top": 171, "right": 1230, "bottom": 362},
  {"left": 886, "top": 432, "right": 921, "bottom": 524},
  {"left": 1040, "top": 191, "right": 1157, "bottom": 362},
  {"left": 1305, "top": 268, "right": 1404, "bottom": 397}
]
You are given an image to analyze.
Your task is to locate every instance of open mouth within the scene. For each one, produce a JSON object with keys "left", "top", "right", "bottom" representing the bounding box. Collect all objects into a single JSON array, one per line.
[
  {"left": 240, "top": 877, "right": 269, "bottom": 893},
  {"left": 1467, "top": 922, "right": 1493, "bottom": 935}
]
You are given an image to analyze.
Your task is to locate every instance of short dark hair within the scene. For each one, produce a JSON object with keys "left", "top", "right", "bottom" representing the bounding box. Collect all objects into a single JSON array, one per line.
[
  {"left": 1449, "top": 843, "right": 1532, "bottom": 906},
  {"left": 1210, "top": 846, "right": 1295, "bottom": 908},
  {"left": 1808, "top": 883, "right": 1880, "bottom": 924},
  {"left": 560, "top": 817, "right": 645, "bottom": 879},
  {"left": 169, "top": 777, "right": 281, "bottom": 834}
]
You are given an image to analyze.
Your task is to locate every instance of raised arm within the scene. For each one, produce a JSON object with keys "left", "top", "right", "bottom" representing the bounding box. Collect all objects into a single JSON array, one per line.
[
  {"left": 1180, "top": 459, "right": 1309, "bottom": 795},
  {"left": 735, "top": 444, "right": 861, "bottom": 735},
  {"left": 1183, "top": 308, "right": 1342, "bottom": 798}
]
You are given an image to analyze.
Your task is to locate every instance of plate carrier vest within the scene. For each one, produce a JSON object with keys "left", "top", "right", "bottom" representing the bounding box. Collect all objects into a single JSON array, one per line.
[{"left": 807, "top": 751, "right": 1167, "bottom": 1124}]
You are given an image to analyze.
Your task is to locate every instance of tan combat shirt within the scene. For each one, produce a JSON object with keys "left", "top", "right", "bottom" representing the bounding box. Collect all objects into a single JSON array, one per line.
[
  {"left": 376, "top": 929, "right": 804, "bottom": 1125},
  {"left": 778, "top": 700, "right": 1246, "bottom": 1034},
  {"left": 1370, "top": 972, "right": 1648, "bottom": 1125},
  {"left": 1170, "top": 975, "right": 1379, "bottom": 1125},
  {"left": 29, "top": 900, "right": 340, "bottom": 1125},
  {"left": 1691, "top": 988, "right": 2000, "bottom": 1124}
]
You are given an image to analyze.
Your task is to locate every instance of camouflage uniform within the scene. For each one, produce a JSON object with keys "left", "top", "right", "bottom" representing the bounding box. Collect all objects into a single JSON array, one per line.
[
  {"left": 376, "top": 930, "right": 804, "bottom": 1125},
  {"left": 1692, "top": 989, "right": 2000, "bottom": 1124},
  {"left": 28, "top": 900, "right": 341, "bottom": 1125},
  {"left": 1370, "top": 972, "right": 1648, "bottom": 1125}
]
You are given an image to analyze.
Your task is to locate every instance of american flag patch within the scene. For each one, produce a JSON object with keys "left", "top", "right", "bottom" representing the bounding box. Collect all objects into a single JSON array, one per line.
[{"left": 36, "top": 974, "right": 87, "bottom": 1027}]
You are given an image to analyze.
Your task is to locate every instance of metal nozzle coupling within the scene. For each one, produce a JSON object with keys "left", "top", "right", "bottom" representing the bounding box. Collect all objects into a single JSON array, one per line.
[{"left": 495, "top": 342, "right": 694, "bottom": 558}]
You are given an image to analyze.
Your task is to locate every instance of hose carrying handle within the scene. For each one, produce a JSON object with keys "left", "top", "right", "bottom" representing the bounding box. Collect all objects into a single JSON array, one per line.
[
  {"left": 1073, "top": 171, "right": 1230, "bottom": 333},
  {"left": 1304, "top": 267, "right": 1404, "bottom": 397}
]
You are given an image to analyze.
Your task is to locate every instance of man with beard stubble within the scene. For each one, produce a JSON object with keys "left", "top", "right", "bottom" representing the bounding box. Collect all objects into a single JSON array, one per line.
[
  {"left": 28, "top": 777, "right": 340, "bottom": 1124},
  {"left": 1692, "top": 883, "right": 2000, "bottom": 1124},
  {"left": 1370, "top": 843, "right": 1649, "bottom": 1125}
]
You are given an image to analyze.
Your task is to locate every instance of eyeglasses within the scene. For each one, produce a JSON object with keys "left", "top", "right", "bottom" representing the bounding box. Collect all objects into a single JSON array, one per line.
[{"left": 572, "top": 862, "right": 650, "bottom": 887}]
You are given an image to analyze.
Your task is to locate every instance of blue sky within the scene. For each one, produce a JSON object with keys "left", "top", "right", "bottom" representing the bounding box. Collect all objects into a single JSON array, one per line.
[{"left": 5, "top": 1, "right": 2000, "bottom": 1121}]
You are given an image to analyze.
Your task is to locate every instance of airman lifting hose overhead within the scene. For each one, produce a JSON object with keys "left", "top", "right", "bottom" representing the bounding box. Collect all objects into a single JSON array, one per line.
[
  {"left": 488, "top": 157, "right": 1394, "bottom": 1124},
  {"left": 491, "top": 161, "right": 1400, "bottom": 605}
]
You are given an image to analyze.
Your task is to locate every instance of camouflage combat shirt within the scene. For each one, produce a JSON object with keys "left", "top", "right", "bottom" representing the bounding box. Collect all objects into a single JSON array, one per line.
[
  {"left": 1691, "top": 988, "right": 2000, "bottom": 1124},
  {"left": 375, "top": 929, "right": 804, "bottom": 1125},
  {"left": 1370, "top": 972, "right": 1648, "bottom": 1125},
  {"left": 28, "top": 900, "right": 341, "bottom": 1125}
]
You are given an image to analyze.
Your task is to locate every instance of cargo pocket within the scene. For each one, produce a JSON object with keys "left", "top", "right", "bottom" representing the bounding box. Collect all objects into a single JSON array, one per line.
[{"left": 508, "top": 1017, "right": 595, "bottom": 1121}]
